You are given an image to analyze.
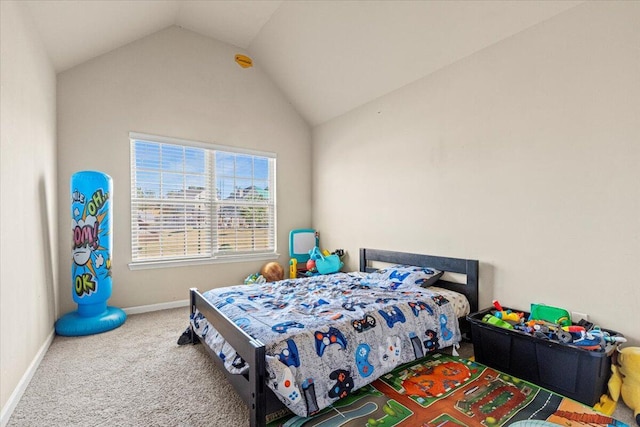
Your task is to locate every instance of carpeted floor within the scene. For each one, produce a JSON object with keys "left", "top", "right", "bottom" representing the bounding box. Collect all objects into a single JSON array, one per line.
[
  {"left": 8, "top": 307, "right": 249, "bottom": 426},
  {"left": 7, "top": 307, "right": 636, "bottom": 426}
]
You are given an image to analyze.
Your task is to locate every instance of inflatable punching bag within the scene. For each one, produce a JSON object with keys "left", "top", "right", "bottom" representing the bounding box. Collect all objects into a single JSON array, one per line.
[{"left": 55, "top": 171, "right": 126, "bottom": 336}]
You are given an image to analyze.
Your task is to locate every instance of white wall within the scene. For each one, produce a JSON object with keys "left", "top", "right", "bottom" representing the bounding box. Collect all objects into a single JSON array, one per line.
[
  {"left": 312, "top": 1, "right": 640, "bottom": 344},
  {"left": 0, "top": 0, "right": 58, "bottom": 415},
  {"left": 56, "top": 26, "right": 311, "bottom": 315}
]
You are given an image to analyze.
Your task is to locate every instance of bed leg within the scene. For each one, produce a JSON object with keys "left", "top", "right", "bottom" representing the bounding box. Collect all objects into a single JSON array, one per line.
[
  {"left": 250, "top": 344, "right": 267, "bottom": 427},
  {"left": 176, "top": 288, "right": 200, "bottom": 346}
]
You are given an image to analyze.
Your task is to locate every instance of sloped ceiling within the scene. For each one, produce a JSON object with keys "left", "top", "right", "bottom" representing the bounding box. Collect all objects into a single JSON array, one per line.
[{"left": 24, "top": 0, "right": 581, "bottom": 126}]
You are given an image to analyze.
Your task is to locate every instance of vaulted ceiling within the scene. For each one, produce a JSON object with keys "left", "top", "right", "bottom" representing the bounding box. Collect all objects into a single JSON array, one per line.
[{"left": 24, "top": 0, "right": 581, "bottom": 125}]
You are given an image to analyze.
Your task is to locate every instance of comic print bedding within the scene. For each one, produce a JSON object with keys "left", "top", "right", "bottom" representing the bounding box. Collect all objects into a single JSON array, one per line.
[{"left": 189, "top": 271, "right": 464, "bottom": 418}]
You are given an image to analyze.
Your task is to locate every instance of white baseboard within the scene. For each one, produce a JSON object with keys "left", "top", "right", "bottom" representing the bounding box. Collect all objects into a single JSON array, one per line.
[
  {"left": 0, "top": 329, "right": 55, "bottom": 427},
  {"left": 123, "top": 299, "right": 189, "bottom": 315}
]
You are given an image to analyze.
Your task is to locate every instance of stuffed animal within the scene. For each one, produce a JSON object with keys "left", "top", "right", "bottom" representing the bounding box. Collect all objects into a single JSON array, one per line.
[{"left": 606, "top": 346, "right": 640, "bottom": 426}]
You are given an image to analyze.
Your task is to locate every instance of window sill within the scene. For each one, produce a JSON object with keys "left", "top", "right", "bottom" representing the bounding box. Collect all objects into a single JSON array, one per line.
[{"left": 128, "top": 252, "right": 280, "bottom": 270}]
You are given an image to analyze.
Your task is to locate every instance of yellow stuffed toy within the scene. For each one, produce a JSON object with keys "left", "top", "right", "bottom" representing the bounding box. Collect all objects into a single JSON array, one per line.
[{"left": 597, "top": 346, "right": 640, "bottom": 426}]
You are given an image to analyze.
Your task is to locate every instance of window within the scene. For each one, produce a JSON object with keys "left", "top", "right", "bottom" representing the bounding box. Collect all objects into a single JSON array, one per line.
[{"left": 129, "top": 132, "right": 276, "bottom": 267}]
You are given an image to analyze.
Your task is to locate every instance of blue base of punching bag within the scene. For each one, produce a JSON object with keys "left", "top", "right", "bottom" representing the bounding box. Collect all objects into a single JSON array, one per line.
[{"left": 55, "top": 305, "right": 126, "bottom": 337}]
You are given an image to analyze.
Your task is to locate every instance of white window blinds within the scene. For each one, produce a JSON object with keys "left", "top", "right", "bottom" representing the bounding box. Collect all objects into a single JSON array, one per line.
[{"left": 130, "top": 133, "right": 276, "bottom": 265}]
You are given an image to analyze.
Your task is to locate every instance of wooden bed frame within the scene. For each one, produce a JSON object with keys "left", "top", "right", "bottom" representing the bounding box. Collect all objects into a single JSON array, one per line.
[{"left": 188, "top": 248, "right": 479, "bottom": 427}]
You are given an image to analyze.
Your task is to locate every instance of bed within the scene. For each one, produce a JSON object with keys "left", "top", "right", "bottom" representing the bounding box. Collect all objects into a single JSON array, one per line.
[{"left": 185, "top": 248, "right": 479, "bottom": 427}]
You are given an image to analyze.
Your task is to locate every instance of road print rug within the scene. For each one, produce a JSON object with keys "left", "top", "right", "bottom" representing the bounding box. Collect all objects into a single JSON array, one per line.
[{"left": 268, "top": 352, "right": 628, "bottom": 427}]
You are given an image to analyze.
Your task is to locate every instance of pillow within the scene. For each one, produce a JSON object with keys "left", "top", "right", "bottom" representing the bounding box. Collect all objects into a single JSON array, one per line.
[{"left": 365, "top": 264, "right": 443, "bottom": 289}]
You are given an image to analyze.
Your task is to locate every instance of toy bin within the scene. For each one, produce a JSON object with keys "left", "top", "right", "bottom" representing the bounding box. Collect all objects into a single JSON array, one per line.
[{"left": 467, "top": 307, "right": 620, "bottom": 406}]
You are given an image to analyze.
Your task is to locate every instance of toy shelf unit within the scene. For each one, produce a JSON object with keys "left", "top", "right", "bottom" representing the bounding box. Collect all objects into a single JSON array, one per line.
[{"left": 467, "top": 307, "right": 622, "bottom": 407}]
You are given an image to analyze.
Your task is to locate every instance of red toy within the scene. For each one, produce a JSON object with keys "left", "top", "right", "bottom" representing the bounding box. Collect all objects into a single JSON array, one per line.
[{"left": 492, "top": 300, "right": 524, "bottom": 323}]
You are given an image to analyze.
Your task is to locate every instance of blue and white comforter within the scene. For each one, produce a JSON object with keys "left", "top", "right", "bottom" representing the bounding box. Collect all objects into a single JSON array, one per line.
[{"left": 190, "top": 272, "right": 461, "bottom": 417}]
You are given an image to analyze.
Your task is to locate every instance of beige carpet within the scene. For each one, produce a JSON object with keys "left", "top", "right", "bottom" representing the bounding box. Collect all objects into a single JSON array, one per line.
[
  {"left": 8, "top": 307, "right": 249, "bottom": 426},
  {"left": 7, "top": 307, "right": 636, "bottom": 426}
]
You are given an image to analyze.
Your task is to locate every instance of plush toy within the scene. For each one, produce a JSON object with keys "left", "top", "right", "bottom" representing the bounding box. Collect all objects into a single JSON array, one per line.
[
  {"left": 243, "top": 273, "right": 265, "bottom": 285},
  {"left": 599, "top": 346, "right": 640, "bottom": 425}
]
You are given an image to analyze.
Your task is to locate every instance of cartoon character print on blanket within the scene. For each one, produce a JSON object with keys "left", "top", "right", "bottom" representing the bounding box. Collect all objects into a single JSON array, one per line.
[
  {"left": 440, "top": 314, "right": 453, "bottom": 341},
  {"left": 272, "top": 365, "right": 302, "bottom": 404},
  {"left": 378, "top": 305, "right": 406, "bottom": 328},
  {"left": 408, "top": 300, "right": 434, "bottom": 317},
  {"left": 278, "top": 339, "right": 301, "bottom": 368},
  {"left": 189, "top": 272, "right": 462, "bottom": 417},
  {"left": 379, "top": 336, "right": 402, "bottom": 368},
  {"left": 355, "top": 343, "right": 374, "bottom": 378},
  {"left": 352, "top": 314, "right": 377, "bottom": 333},
  {"left": 328, "top": 369, "right": 354, "bottom": 399},
  {"left": 424, "top": 329, "right": 439, "bottom": 352},
  {"left": 314, "top": 327, "right": 347, "bottom": 356}
]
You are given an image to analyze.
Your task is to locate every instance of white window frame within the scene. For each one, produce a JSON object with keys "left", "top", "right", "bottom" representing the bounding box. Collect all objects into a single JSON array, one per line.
[{"left": 128, "top": 132, "right": 277, "bottom": 270}]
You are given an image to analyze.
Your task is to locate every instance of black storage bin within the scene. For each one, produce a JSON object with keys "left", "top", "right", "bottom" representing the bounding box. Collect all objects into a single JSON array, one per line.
[{"left": 467, "top": 307, "right": 619, "bottom": 406}]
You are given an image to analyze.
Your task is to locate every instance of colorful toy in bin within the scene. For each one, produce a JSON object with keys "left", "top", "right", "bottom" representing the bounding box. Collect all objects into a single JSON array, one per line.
[
  {"left": 492, "top": 300, "right": 524, "bottom": 323},
  {"left": 487, "top": 301, "right": 626, "bottom": 351},
  {"left": 482, "top": 313, "right": 514, "bottom": 330},
  {"left": 529, "top": 303, "right": 571, "bottom": 327}
]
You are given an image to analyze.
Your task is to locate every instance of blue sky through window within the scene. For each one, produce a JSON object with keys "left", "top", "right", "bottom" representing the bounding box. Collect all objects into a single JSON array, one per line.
[{"left": 134, "top": 140, "right": 270, "bottom": 200}]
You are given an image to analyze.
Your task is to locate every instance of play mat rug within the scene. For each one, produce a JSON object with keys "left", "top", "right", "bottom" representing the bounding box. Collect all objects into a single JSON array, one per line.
[{"left": 267, "top": 352, "right": 628, "bottom": 427}]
